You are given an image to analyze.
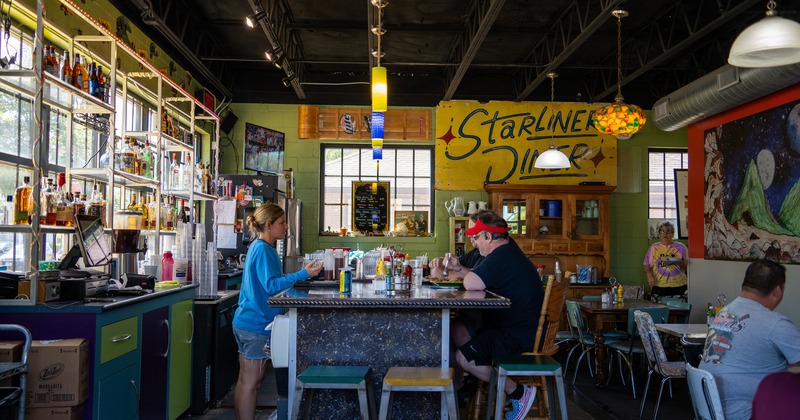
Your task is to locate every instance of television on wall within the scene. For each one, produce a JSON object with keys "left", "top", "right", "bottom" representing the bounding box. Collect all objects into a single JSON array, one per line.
[{"left": 243, "top": 122, "right": 285, "bottom": 175}]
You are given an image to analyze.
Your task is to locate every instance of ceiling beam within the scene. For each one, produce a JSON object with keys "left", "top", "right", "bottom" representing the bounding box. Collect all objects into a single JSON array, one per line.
[
  {"left": 514, "top": 0, "right": 625, "bottom": 101},
  {"left": 586, "top": 0, "right": 761, "bottom": 102},
  {"left": 442, "top": 0, "right": 507, "bottom": 101}
]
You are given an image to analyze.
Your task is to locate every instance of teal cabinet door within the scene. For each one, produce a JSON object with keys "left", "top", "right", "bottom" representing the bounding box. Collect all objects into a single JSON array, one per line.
[
  {"left": 98, "top": 363, "right": 139, "bottom": 420},
  {"left": 169, "top": 298, "right": 193, "bottom": 419}
]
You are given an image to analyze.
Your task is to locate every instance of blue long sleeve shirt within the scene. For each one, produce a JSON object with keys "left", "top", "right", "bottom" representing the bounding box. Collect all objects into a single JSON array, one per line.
[{"left": 233, "top": 239, "right": 309, "bottom": 335}]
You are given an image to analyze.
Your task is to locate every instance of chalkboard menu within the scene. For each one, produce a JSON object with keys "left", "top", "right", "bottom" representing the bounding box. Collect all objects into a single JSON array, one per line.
[{"left": 352, "top": 181, "right": 389, "bottom": 233}]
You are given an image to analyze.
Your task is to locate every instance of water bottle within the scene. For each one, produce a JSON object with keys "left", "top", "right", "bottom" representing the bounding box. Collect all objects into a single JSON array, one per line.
[{"left": 162, "top": 251, "right": 174, "bottom": 281}]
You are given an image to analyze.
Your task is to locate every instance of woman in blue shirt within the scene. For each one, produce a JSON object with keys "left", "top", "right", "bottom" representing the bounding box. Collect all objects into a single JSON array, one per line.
[{"left": 233, "top": 203, "right": 323, "bottom": 420}]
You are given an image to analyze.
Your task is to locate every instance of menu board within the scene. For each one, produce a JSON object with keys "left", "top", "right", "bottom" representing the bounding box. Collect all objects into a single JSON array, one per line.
[{"left": 352, "top": 181, "right": 389, "bottom": 233}]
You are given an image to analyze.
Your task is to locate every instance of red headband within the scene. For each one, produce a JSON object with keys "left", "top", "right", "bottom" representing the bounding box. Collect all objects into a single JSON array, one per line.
[{"left": 465, "top": 219, "right": 512, "bottom": 236}]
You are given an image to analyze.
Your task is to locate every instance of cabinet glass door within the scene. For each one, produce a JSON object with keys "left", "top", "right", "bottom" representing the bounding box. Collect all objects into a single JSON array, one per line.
[
  {"left": 501, "top": 199, "right": 526, "bottom": 235},
  {"left": 537, "top": 199, "right": 563, "bottom": 236},
  {"left": 575, "top": 198, "right": 600, "bottom": 236}
]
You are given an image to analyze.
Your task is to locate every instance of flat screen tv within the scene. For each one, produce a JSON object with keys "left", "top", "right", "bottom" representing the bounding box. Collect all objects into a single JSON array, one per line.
[{"left": 243, "top": 122, "right": 285, "bottom": 175}]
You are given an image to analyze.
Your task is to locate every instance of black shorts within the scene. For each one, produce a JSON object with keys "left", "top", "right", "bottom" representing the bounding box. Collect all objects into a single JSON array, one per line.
[{"left": 459, "top": 329, "right": 520, "bottom": 366}]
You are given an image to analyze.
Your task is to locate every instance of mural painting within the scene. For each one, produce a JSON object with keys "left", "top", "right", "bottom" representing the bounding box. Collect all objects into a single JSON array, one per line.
[
  {"left": 704, "top": 99, "right": 800, "bottom": 263},
  {"left": 435, "top": 100, "right": 618, "bottom": 190}
]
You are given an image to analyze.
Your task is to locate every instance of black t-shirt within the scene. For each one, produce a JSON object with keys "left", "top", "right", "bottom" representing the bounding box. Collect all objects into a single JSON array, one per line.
[
  {"left": 459, "top": 248, "right": 484, "bottom": 269},
  {"left": 471, "top": 242, "right": 543, "bottom": 351}
]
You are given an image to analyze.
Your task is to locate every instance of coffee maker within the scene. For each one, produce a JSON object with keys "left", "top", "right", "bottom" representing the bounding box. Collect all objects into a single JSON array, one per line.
[{"left": 113, "top": 210, "right": 144, "bottom": 277}]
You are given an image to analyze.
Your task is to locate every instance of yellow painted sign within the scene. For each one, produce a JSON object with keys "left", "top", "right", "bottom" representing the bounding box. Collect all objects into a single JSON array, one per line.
[{"left": 436, "top": 100, "right": 618, "bottom": 190}]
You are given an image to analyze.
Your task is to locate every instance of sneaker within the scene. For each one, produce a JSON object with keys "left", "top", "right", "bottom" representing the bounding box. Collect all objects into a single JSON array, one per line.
[{"left": 505, "top": 385, "right": 536, "bottom": 420}]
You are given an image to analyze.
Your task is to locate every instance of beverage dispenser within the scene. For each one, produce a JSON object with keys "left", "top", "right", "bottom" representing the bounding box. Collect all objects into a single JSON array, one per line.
[{"left": 113, "top": 209, "right": 143, "bottom": 276}]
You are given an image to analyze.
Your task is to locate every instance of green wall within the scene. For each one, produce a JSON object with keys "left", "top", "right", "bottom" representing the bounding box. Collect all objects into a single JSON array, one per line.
[{"left": 225, "top": 104, "right": 687, "bottom": 286}]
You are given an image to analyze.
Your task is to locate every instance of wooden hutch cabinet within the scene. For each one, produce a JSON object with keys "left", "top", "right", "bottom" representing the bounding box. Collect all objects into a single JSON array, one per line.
[{"left": 484, "top": 184, "right": 616, "bottom": 277}]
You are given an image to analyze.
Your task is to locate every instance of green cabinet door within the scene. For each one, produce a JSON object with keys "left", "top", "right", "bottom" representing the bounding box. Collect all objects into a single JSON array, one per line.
[
  {"left": 97, "top": 363, "right": 139, "bottom": 420},
  {"left": 169, "top": 298, "right": 193, "bottom": 419}
]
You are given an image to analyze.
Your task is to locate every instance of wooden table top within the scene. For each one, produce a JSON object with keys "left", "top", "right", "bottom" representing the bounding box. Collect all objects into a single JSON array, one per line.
[{"left": 655, "top": 323, "right": 709, "bottom": 339}]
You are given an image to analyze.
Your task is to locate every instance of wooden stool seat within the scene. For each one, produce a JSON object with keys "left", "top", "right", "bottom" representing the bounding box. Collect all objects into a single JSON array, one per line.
[
  {"left": 487, "top": 355, "right": 568, "bottom": 420},
  {"left": 379, "top": 367, "right": 459, "bottom": 419},
  {"left": 293, "top": 365, "right": 376, "bottom": 420}
]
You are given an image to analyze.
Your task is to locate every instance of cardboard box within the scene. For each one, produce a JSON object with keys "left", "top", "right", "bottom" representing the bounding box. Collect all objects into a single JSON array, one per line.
[
  {"left": 25, "top": 404, "right": 84, "bottom": 420},
  {"left": 0, "top": 340, "right": 22, "bottom": 387},
  {"left": 26, "top": 339, "right": 89, "bottom": 407}
]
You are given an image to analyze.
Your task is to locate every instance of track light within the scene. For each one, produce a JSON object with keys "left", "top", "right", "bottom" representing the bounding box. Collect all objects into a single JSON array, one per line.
[
  {"left": 282, "top": 74, "right": 296, "bottom": 87},
  {"left": 266, "top": 47, "right": 285, "bottom": 69},
  {"left": 245, "top": 10, "right": 267, "bottom": 28}
]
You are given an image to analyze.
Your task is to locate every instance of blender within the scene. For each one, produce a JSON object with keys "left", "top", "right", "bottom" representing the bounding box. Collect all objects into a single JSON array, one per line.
[{"left": 113, "top": 209, "right": 144, "bottom": 278}]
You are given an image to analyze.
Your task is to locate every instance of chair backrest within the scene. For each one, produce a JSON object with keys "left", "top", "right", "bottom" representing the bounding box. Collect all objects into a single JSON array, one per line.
[
  {"left": 634, "top": 310, "right": 671, "bottom": 369},
  {"left": 685, "top": 363, "right": 725, "bottom": 420},
  {"left": 565, "top": 300, "right": 587, "bottom": 333},
  {"left": 626, "top": 306, "right": 669, "bottom": 338},
  {"left": 531, "top": 277, "right": 570, "bottom": 355},
  {"left": 663, "top": 299, "right": 692, "bottom": 323}
]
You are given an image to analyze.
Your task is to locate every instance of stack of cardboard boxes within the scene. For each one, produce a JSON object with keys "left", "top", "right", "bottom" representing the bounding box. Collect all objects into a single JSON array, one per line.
[{"left": 0, "top": 338, "right": 89, "bottom": 420}]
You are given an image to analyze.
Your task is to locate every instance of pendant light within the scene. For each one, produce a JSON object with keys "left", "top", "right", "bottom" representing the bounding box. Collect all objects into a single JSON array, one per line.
[
  {"left": 728, "top": 0, "right": 800, "bottom": 67},
  {"left": 591, "top": 9, "right": 647, "bottom": 137},
  {"left": 534, "top": 72, "right": 571, "bottom": 169}
]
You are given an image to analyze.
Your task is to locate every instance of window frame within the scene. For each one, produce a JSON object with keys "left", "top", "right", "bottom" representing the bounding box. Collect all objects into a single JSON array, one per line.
[
  {"left": 319, "top": 144, "right": 434, "bottom": 235},
  {"left": 647, "top": 148, "right": 688, "bottom": 221}
]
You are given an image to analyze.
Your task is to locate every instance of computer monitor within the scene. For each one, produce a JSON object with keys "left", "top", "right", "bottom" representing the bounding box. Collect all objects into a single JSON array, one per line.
[{"left": 58, "top": 214, "right": 113, "bottom": 270}]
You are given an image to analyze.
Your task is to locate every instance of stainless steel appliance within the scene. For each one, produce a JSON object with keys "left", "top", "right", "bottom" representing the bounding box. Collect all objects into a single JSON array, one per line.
[{"left": 279, "top": 197, "right": 303, "bottom": 274}]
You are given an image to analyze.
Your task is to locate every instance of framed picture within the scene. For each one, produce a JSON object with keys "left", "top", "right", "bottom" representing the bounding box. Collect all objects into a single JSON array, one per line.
[
  {"left": 394, "top": 210, "right": 429, "bottom": 236},
  {"left": 674, "top": 168, "right": 689, "bottom": 239}
]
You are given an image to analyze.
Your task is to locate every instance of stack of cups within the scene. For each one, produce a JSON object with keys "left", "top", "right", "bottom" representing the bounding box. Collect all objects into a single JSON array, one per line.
[
  {"left": 207, "top": 241, "right": 218, "bottom": 296},
  {"left": 193, "top": 223, "right": 211, "bottom": 298}
]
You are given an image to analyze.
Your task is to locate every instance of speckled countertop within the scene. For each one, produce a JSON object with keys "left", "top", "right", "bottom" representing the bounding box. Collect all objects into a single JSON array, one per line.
[{"left": 269, "top": 281, "right": 511, "bottom": 309}]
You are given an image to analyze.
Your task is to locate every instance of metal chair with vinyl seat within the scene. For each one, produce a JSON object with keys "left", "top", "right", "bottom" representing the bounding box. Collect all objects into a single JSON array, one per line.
[
  {"left": 635, "top": 310, "right": 687, "bottom": 420},
  {"left": 607, "top": 306, "right": 669, "bottom": 399},
  {"left": 660, "top": 298, "right": 692, "bottom": 324},
  {"left": 566, "top": 300, "right": 625, "bottom": 385},
  {"left": 685, "top": 363, "right": 725, "bottom": 420}
]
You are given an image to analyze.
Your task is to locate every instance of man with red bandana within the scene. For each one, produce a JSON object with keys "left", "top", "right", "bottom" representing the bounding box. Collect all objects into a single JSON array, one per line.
[{"left": 441, "top": 210, "right": 542, "bottom": 420}]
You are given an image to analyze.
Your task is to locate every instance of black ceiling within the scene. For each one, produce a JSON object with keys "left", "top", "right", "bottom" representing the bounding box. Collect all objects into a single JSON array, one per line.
[{"left": 111, "top": 0, "right": 800, "bottom": 110}]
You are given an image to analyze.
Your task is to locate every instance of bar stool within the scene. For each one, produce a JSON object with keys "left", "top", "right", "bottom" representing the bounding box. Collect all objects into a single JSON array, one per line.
[
  {"left": 292, "top": 365, "right": 376, "bottom": 420},
  {"left": 378, "top": 367, "right": 459, "bottom": 419},
  {"left": 486, "top": 355, "right": 568, "bottom": 420}
]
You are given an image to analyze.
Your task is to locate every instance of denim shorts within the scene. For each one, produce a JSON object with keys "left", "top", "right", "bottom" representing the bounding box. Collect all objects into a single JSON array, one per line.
[{"left": 234, "top": 327, "right": 270, "bottom": 360}]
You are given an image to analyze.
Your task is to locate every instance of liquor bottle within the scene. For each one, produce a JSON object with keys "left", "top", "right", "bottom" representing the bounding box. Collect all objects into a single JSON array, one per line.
[
  {"left": 177, "top": 199, "right": 187, "bottom": 224},
  {"left": 181, "top": 153, "right": 192, "bottom": 192},
  {"left": 169, "top": 153, "right": 181, "bottom": 190},
  {"left": 71, "top": 192, "right": 86, "bottom": 218},
  {"left": 165, "top": 196, "right": 176, "bottom": 231},
  {"left": 88, "top": 62, "right": 98, "bottom": 97},
  {"left": 119, "top": 138, "right": 134, "bottom": 173},
  {"left": 71, "top": 53, "right": 84, "bottom": 91},
  {"left": 59, "top": 50, "right": 72, "bottom": 85},
  {"left": 86, "top": 182, "right": 107, "bottom": 227},
  {"left": 140, "top": 194, "right": 149, "bottom": 229},
  {"left": 147, "top": 195, "right": 158, "bottom": 229},
  {"left": 160, "top": 197, "right": 171, "bottom": 230},
  {"left": 126, "top": 192, "right": 138, "bottom": 211},
  {"left": 142, "top": 140, "right": 153, "bottom": 179},
  {"left": 41, "top": 178, "right": 57, "bottom": 225},
  {"left": 3, "top": 195, "right": 12, "bottom": 225},
  {"left": 55, "top": 173, "right": 72, "bottom": 226},
  {"left": 13, "top": 176, "right": 33, "bottom": 225},
  {"left": 50, "top": 46, "right": 59, "bottom": 76},
  {"left": 43, "top": 45, "right": 54, "bottom": 75},
  {"left": 96, "top": 64, "right": 106, "bottom": 102},
  {"left": 201, "top": 164, "right": 211, "bottom": 195}
]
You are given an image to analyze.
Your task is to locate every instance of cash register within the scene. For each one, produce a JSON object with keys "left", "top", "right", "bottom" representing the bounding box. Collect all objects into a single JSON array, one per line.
[{"left": 58, "top": 214, "right": 114, "bottom": 300}]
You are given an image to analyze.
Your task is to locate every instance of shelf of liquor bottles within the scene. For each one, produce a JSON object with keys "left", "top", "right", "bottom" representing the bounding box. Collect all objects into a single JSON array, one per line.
[{"left": 0, "top": 70, "right": 114, "bottom": 115}]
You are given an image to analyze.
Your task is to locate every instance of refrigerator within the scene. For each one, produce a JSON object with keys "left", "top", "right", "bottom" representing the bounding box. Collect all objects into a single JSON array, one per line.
[{"left": 279, "top": 196, "right": 304, "bottom": 274}]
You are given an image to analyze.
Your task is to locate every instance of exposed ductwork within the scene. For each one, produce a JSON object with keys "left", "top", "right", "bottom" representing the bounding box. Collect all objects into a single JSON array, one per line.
[{"left": 653, "top": 64, "right": 800, "bottom": 131}]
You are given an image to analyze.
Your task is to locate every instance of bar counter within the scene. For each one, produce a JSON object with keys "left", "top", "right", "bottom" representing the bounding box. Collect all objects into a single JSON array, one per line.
[{"left": 269, "top": 281, "right": 510, "bottom": 419}]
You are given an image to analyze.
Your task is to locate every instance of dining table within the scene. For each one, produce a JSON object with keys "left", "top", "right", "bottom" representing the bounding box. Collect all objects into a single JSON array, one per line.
[
  {"left": 575, "top": 299, "right": 689, "bottom": 388},
  {"left": 655, "top": 323, "right": 709, "bottom": 339}
]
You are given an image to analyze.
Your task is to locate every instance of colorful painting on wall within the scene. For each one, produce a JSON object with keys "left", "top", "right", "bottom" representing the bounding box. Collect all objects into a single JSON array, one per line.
[{"left": 704, "top": 98, "right": 800, "bottom": 263}]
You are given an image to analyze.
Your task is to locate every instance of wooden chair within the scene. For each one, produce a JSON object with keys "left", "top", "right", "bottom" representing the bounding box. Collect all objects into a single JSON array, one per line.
[{"left": 470, "top": 276, "right": 571, "bottom": 419}]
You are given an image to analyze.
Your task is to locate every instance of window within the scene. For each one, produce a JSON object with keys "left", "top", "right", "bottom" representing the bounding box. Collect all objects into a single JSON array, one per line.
[
  {"left": 321, "top": 145, "right": 433, "bottom": 233},
  {"left": 648, "top": 149, "right": 688, "bottom": 220}
]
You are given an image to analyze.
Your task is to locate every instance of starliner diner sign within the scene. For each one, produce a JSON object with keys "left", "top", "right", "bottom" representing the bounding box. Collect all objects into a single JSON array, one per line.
[{"left": 435, "top": 100, "right": 618, "bottom": 190}]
